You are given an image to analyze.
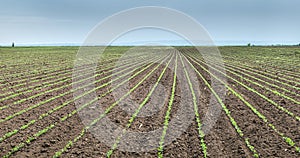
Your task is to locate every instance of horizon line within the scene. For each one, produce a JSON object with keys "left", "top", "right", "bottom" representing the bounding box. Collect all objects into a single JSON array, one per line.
[{"left": 0, "top": 41, "right": 299, "bottom": 47}]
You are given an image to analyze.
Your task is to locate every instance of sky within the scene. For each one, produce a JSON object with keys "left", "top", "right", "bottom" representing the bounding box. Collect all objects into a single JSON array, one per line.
[{"left": 0, "top": 0, "right": 299, "bottom": 46}]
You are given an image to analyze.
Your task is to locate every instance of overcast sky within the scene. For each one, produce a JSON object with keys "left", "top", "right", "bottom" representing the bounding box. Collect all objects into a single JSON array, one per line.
[{"left": 0, "top": 0, "right": 299, "bottom": 46}]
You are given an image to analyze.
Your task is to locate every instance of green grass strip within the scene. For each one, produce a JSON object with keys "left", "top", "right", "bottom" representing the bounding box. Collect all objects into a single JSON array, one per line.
[
  {"left": 192, "top": 53, "right": 300, "bottom": 104},
  {"left": 106, "top": 52, "right": 174, "bottom": 158},
  {"left": 225, "top": 56, "right": 300, "bottom": 84},
  {"left": 224, "top": 65, "right": 300, "bottom": 98},
  {"left": 2, "top": 54, "right": 170, "bottom": 158},
  {"left": 183, "top": 54, "right": 259, "bottom": 158},
  {"left": 0, "top": 52, "right": 126, "bottom": 85},
  {"left": 222, "top": 53, "right": 300, "bottom": 78},
  {"left": 187, "top": 54, "right": 300, "bottom": 122},
  {"left": 1, "top": 60, "right": 112, "bottom": 101},
  {"left": 189, "top": 51, "right": 300, "bottom": 88},
  {"left": 223, "top": 64, "right": 300, "bottom": 104},
  {"left": 0, "top": 53, "right": 147, "bottom": 97},
  {"left": 186, "top": 54, "right": 300, "bottom": 153},
  {"left": 0, "top": 53, "right": 151, "bottom": 109},
  {"left": 157, "top": 53, "right": 177, "bottom": 158},
  {"left": 3, "top": 123, "right": 57, "bottom": 158},
  {"left": 0, "top": 54, "right": 158, "bottom": 122},
  {"left": 224, "top": 60, "right": 300, "bottom": 91},
  {"left": 0, "top": 55, "right": 161, "bottom": 143},
  {"left": 179, "top": 53, "right": 207, "bottom": 157},
  {"left": 53, "top": 53, "right": 172, "bottom": 158},
  {"left": 223, "top": 55, "right": 300, "bottom": 86}
]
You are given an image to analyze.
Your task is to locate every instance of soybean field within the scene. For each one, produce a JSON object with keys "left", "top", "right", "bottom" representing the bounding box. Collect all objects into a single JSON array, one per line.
[{"left": 0, "top": 46, "right": 299, "bottom": 158}]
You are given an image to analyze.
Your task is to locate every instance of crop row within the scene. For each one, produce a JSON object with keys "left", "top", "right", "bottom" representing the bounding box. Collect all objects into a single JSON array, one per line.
[
  {"left": 0, "top": 54, "right": 166, "bottom": 144},
  {"left": 157, "top": 54, "right": 178, "bottom": 158},
  {"left": 185, "top": 50, "right": 300, "bottom": 104},
  {"left": 184, "top": 52, "right": 300, "bottom": 153},
  {"left": 2, "top": 53, "right": 171, "bottom": 158},
  {"left": 186, "top": 52, "right": 300, "bottom": 122},
  {"left": 221, "top": 49, "right": 300, "bottom": 76},
  {"left": 107, "top": 53, "right": 175, "bottom": 157},
  {"left": 0, "top": 52, "right": 144, "bottom": 90},
  {"left": 223, "top": 59, "right": 300, "bottom": 90},
  {"left": 0, "top": 53, "right": 162, "bottom": 122},
  {"left": 223, "top": 55, "right": 300, "bottom": 83},
  {"left": 53, "top": 53, "right": 173, "bottom": 158},
  {"left": 0, "top": 53, "right": 153, "bottom": 104},
  {"left": 182, "top": 53, "right": 259, "bottom": 157}
]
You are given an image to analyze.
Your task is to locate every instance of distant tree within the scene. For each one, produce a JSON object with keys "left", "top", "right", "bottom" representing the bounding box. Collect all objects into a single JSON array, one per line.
[
  {"left": 12, "top": 42, "right": 15, "bottom": 47},
  {"left": 298, "top": 43, "right": 300, "bottom": 46},
  {"left": 247, "top": 43, "right": 251, "bottom": 47}
]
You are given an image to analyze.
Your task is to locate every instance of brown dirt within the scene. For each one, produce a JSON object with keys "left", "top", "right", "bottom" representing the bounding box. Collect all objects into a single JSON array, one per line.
[{"left": 0, "top": 48, "right": 300, "bottom": 158}]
